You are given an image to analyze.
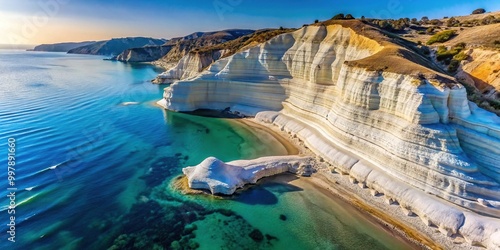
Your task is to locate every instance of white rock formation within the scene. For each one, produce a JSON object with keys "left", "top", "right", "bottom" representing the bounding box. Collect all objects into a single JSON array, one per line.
[
  {"left": 155, "top": 50, "right": 229, "bottom": 84},
  {"left": 182, "top": 156, "right": 311, "bottom": 195},
  {"left": 161, "top": 22, "right": 500, "bottom": 248}
]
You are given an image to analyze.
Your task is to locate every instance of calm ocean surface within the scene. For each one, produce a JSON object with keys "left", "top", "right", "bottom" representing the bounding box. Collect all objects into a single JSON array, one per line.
[{"left": 0, "top": 50, "right": 414, "bottom": 249}]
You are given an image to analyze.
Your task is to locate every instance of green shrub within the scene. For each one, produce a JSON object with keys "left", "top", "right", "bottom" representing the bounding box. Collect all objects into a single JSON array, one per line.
[
  {"left": 472, "top": 8, "right": 486, "bottom": 15},
  {"left": 453, "top": 51, "right": 468, "bottom": 61},
  {"left": 436, "top": 45, "right": 463, "bottom": 63},
  {"left": 430, "top": 19, "right": 442, "bottom": 25},
  {"left": 482, "top": 15, "right": 496, "bottom": 25},
  {"left": 421, "top": 16, "right": 429, "bottom": 24},
  {"left": 448, "top": 59, "right": 460, "bottom": 72},
  {"left": 437, "top": 45, "right": 447, "bottom": 53},
  {"left": 436, "top": 45, "right": 468, "bottom": 72},
  {"left": 332, "top": 13, "right": 345, "bottom": 20},
  {"left": 494, "top": 40, "right": 500, "bottom": 49},
  {"left": 447, "top": 17, "right": 460, "bottom": 27},
  {"left": 379, "top": 20, "right": 393, "bottom": 30},
  {"left": 420, "top": 46, "right": 430, "bottom": 55},
  {"left": 436, "top": 46, "right": 453, "bottom": 62},
  {"left": 453, "top": 42, "right": 466, "bottom": 50},
  {"left": 427, "top": 30, "right": 456, "bottom": 45},
  {"left": 488, "top": 99, "right": 500, "bottom": 110},
  {"left": 345, "top": 14, "right": 355, "bottom": 19},
  {"left": 461, "top": 20, "right": 473, "bottom": 27}
]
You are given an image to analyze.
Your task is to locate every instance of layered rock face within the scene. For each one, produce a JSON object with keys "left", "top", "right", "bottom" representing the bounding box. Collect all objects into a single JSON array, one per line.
[
  {"left": 154, "top": 49, "right": 229, "bottom": 84},
  {"left": 152, "top": 29, "right": 255, "bottom": 69},
  {"left": 153, "top": 29, "right": 297, "bottom": 84},
  {"left": 160, "top": 22, "right": 500, "bottom": 248}
]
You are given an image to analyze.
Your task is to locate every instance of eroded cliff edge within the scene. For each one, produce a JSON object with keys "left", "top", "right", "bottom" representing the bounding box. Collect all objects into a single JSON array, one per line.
[{"left": 158, "top": 20, "right": 500, "bottom": 248}]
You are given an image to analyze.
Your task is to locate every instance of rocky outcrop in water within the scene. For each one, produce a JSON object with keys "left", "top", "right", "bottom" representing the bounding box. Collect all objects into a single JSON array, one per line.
[
  {"left": 183, "top": 156, "right": 311, "bottom": 195},
  {"left": 159, "top": 20, "right": 500, "bottom": 248}
]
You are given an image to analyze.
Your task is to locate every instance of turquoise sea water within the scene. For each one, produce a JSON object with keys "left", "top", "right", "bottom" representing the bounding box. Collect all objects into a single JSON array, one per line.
[{"left": 0, "top": 50, "right": 414, "bottom": 249}]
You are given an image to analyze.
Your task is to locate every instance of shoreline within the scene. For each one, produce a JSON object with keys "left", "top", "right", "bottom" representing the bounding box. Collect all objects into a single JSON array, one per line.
[
  {"left": 234, "top": 118, "right": 299, "bottom": 155},
  {"left": 269, "top": 173, "right": 423, "bottom": 249},
  {"left": 304, "top": 173, "right": 438, "bottom": 249},
  {"left": 239, "top": 117, "right": 480, "bottom": 250}
]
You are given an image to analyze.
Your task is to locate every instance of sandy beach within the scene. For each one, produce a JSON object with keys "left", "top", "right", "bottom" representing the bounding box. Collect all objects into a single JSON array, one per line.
[
  {"left": 239, "top": 117, "right": 483, "bottom": 250},
  {"left": 234, "top": 118, "right": 299, "bottom": 155}
]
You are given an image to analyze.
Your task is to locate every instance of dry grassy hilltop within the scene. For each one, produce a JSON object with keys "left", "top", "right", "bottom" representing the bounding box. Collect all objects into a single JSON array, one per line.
[{"left": 357, "top": 10, "right": 500, "bottom": 114}]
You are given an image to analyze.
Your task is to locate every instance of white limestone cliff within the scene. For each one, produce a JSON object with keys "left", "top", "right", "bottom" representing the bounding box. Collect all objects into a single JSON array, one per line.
[
  {"left": 182, "top": 156, "right": 311, "bottom": 195},
  {"left": 161, "top": 21, "right": 500, "bottom": 248},
  {"left": 154, "top": 50, "right": 228, "bottom": 84}
]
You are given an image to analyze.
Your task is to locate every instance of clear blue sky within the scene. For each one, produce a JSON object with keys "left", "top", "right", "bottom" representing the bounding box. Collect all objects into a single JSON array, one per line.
[{"left": 1, "top": 0, "right": 499, "bottom": 44}]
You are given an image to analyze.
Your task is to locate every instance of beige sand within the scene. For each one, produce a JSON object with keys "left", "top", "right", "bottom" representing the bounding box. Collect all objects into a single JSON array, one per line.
[{"left": 234, "top": 118, "right": 299, "bottom": 155}]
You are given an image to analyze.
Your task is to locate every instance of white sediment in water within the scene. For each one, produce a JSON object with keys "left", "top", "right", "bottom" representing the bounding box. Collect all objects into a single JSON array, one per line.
[{"left": 161, "top": 23, "right": 500, "bottom": 249}]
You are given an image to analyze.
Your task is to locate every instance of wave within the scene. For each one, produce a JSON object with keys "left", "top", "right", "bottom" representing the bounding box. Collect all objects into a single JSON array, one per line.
[
  {"left": 25, "top": 185, "right": 38, "bottom": 191},
  {"left": 120, "top": 101, "right": 140, "bottom": 106},
  {"left": 29, "top": 161, "right": 70, "bottom": 176},
  {"left": 0, "top": 126, "right": 53, "bottom": 138},
  {"left": 0, "top": 192, "right": 41, "bottom": 212},
  {"left": 23, "top": 213, "right": 36, "bottom": 221},
  {"left": 0, "top": 106, "right": 46, "bottom": 118}
]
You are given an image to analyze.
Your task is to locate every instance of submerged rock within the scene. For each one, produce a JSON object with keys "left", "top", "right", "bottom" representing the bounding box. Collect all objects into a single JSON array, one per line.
[{"left": 249, "top": 229, "right": 264, "bottom": 242}]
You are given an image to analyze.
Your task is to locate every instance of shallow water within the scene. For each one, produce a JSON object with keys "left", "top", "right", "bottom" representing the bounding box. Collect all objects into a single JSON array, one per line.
[
  {"left": 170, "top": 173, "right": 416, "bottom": 250},
  {"left": 0, "top": 50, "right": 414, "bottom": 249}
]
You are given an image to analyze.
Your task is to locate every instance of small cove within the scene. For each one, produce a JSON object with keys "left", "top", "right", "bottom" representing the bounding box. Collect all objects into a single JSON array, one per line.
[{"left": 0, "top": 50, "right": 415, "bottom": 249}]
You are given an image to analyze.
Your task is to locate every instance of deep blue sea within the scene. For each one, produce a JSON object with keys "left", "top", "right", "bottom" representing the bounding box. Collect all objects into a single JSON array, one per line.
[{"left": 0, "top": 50, "right": 414, "bottom": 249}]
